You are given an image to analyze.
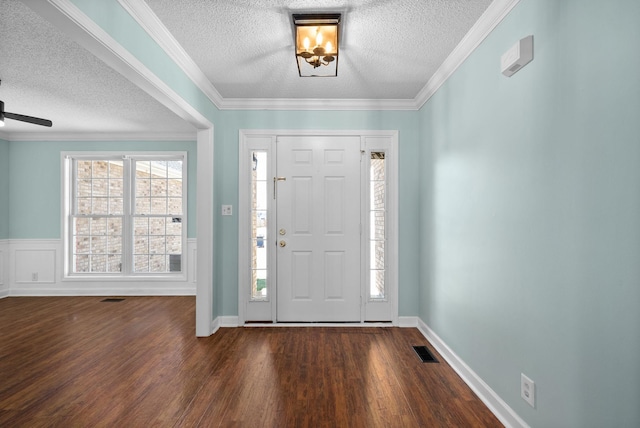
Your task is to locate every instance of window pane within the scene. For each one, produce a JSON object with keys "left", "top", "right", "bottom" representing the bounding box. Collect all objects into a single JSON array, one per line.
[
  {"left": 92, "top": 179, "right": 108, "bottom": 197},
  {"left": 77, "top": 179, "right": 92, "bottom": 197},
  {"left": 136, "top": 178, "right": 150, "bottom": 197},
  {"left": 77, "top": 161, "right": 92, "bottom": 178},
  {"left": 150, "top": 198, "right": 166, "bottom": 214},
  {"left": 370, "top": 270, "right": 385, "bottom": 299},
  {"left": 108, "top": 236, "right": 122, "bottom": 254},
  {"left": 136, "top": 161, "right": 151, "bottom": 178},
  {"left": 150, "top": 218, "right": 166, "bottom": 235},
  {"left": 135, "top": 255, "right": 149, "bottom": 272},
  {"left": 92, "top": 161, "right": 109, "bottom": 178},
  {"left": 134, "top": 235, "right": 149, "bottom": 254},
  {"left": 168, "top": 161, "right": 182, "bottom": 178},
  {"left": 168, "top": 179, "right": 182, "bottom": 197},
  {"left": 134, "top": 217, "right": 149, "bottom": 235},
  {"left": 150, "top": 255, "right": 165, "bottom": 272},
  {"left": 253, "top": 152, "right": 267, "bottom": 181},
  {"left": 168, "top": 198, "right": 182, "bottom": 215},
  {"left": 371, "top": 181, "right": 386, "bottom": 210},
  {"left": 108, "top": 255, "right": 122, "bottom": 273},
  {"left": 92, "top": 198, "right": 108, "bottom": 214},
  {"left": 370, "top": 240, "right": 385, "bottom": 270},
  {"left": 74, "top": 235, "right": 90, "bottom": 254},
  {"left": 109, "top": 198, "right": 122, "bottom": 214},
  {"left": 75, "top": 255, "right": 90, "bottom": 272},
  {"left": 77, "top": 198, "right": 91, "bottom": 214},
  {"left": 149, "top": 236, "right": 165, "bottom": 254},
  {"left": 151, "top": 161, "right": 168, "bottom": 178},
  {"left": 151, "top": 178, "right": 167, "bottom": 197},
  {"left": 109, "top": 160, "right": 124, "bottom": 178},
  {"left": 167, "top": 235, "right": 181, "bottom": 254},
  {"left": 166, "top": 218, "right": 182, "bottom": 235},
  {"left": 370, "top": 211, "right": 385, "bottom": 240},
  {"left": 135, "top": 198, "right": 150, "bottom": 215},
  {"left": 110, "top": 179, "right": 123, "bottom": 197},
  {"left": 91, "top": 236, "right": 107, "bottom": 254},
  {"left": 91, "top": 254, "right": 107, "bottom": 272},
  {"left": 91, "top": 217, "right": 107, "bottom": 235},
  {"left": 74, "top": 217, "right": 90, "bottom": 236},
  {"left": 252, "top": 269, "right": 267, "bottom": 300}
]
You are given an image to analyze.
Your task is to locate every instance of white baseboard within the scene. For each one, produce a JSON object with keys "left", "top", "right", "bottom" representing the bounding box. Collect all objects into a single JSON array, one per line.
[
  {"left": 416, "top": 318, "right": 529, "bottom": 428},
  {"left": 398, "top": 316, "right": 419, "bottom": 327},
  {"left": 219, "top": 316, "right": 239, "bottom": 327},
  {"left": 209, "top": 317, "right": 221, "bottom": 336}
]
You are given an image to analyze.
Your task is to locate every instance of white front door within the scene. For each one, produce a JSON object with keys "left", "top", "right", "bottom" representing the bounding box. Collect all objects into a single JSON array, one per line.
[{"left": 275, "top": 136, "right": 362, "bottom": 322}]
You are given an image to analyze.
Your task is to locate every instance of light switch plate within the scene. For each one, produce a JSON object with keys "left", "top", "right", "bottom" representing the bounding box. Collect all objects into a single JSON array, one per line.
[{"left": 221, "top": 205, "right": 232, "bottom": 216}]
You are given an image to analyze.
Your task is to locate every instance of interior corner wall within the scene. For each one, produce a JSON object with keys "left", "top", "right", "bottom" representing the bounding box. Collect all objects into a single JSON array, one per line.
[
  {"left": 214, "top": 110, "right": 421, "bottom": 318},
  {"left": 0, "top": 138, "right": 9, "bottom": 239},
  {"left": 418, "top": 0, "right": 640, "bottom": 427}
]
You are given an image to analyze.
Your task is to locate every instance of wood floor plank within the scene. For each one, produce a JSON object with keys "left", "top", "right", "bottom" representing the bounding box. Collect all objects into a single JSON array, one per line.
[{"left": 0, "top": 297, "right": 502, "bottom": 427}]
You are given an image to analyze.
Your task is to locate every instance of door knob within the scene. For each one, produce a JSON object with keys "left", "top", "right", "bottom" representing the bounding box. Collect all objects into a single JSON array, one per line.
[
  {"left": 279, "top": 240, "right": 287, "bottom": 247},
  {"left": 279, "top": 228, "right": 286, "bottom": 236}
]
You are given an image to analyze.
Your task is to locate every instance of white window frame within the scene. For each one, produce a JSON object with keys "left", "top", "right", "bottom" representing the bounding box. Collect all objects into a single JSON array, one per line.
[{"left": 62, "top": 151, "right": 188, "bottom": 281}]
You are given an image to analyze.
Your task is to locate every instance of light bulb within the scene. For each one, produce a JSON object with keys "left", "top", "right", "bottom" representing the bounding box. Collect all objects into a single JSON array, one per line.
[
  {"left": 316, "top": 31, "right": 323, "bottom": 46},
  {"left": 303, "top": 37, "right": 310, "bottom": 50},
  {"left": 325, "top": 41, "right": 333, "bottom": 53}
]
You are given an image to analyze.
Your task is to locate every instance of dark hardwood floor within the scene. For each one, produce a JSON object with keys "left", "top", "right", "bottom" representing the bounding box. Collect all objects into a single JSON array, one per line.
[{"left": 0, "top": 296, "right": 502, "bottom": 427}]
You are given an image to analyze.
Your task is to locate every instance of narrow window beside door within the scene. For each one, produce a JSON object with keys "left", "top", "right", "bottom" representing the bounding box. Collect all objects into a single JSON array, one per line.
[
  {"left": 251, "top": 151, "right": 268, "bottom": 300},
  {"left": 370, "top": 152, "right": 386, "bottom": 300}
]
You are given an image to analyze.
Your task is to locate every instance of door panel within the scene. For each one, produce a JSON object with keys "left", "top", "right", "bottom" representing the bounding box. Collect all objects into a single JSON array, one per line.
[{"left": 276, "top": 136, "right": 361, "bottom": 322}]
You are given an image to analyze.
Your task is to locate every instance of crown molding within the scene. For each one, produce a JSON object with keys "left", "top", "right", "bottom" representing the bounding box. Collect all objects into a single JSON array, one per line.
[
  {"left": 414, "top": 0, "right": 521, "bottom": 108},
  {"left": 1, "top": 131, "right": 196, "bottom": 142},
  {"left": 219, "top": 97, "right": 420, "bottom": 111}
]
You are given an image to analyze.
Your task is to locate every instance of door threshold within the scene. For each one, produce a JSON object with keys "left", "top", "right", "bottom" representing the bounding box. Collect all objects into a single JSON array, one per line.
[{"left": 243, "top": 321, "right": 395, "bottom": 328}]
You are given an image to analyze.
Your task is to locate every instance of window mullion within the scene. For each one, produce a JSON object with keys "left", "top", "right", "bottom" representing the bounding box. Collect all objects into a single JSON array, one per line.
[{"left": 122, "top": 158, "right": 133, "bottom": 275}]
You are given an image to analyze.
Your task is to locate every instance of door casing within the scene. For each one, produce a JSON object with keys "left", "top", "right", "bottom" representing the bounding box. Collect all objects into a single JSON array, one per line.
[{"left": 238, "top": 129, "right": 399, "bottom": 325}]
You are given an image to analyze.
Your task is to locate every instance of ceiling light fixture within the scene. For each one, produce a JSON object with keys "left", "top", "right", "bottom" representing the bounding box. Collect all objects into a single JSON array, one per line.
[{"left": 293, "top": 13, "right": 341, "bottom": 77}]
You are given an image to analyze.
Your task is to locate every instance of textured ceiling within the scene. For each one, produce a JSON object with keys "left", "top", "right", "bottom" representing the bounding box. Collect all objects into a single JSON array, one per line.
[
  {"left": 0, "top": 0, "right": 195, "bottom": 136},
  {"left": 145, "top": 0, "right": 493, "bottom": 99},
  {"left": 0, "top": 0, "right": 494, "bottom": 138}
]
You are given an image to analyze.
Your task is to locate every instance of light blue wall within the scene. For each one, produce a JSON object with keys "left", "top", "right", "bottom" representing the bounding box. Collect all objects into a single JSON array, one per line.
[
  {"left": 8, "top": 140, "right": 197, "bottom": 239},
  {"left": 0, "top": 139, "right": 9, "bottom": 239},
  {"left": 215, "top": 110, "right": 421, "bottom": 317},
  {"left": 419, "top": 0, "right": 640, "bottom": 426}
]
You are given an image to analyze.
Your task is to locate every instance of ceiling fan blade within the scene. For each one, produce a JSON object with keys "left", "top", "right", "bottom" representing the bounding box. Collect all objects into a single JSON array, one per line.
[{"left": 4, "top": 112, "right": 53, "bottom": 127}]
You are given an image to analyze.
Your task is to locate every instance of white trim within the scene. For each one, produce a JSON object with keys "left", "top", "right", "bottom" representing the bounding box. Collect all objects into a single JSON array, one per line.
[
  {"left": 398, "top": 316, "right": 419, "bottom": 328},
  {"left": 29, "top": 0, "right": 211, "bottom": 129},
  {"left": 242, "top": 322, "right": 394, "bottom": 328},
  {"left": 116, "top": 0, "right": 519, "bottom": 111},
  {"left": 414, "top": 0, "right": 521, "bottom": 108},
  {"left": 195, "top": 128, "right": 215, "bottom": 337},
  {"left": 219, "top": 316, "right": 239, "bottom": 327},
  {"left": 4, "top": 239, "right": 197, "bottom": 296},
  {"left": 211, "top": 317, "right": 221, "bottom": 335},
  {"left": 417, "top": 318, "right": 529, "bottom": 428},
  {"left": 0, "top": 239, "right": 8, "bottom": 298},
  {"left": 0, "top": 132, "right": 195, "bottom": 142},
  {"left": 117, "top": 0, "right": 225, "bottom": 109},
  {"left": 238, "top": 129, "right": 399, "bottom": 324},
  {"left": 220, "top": 98, "right": 419, "bottom": 111}
]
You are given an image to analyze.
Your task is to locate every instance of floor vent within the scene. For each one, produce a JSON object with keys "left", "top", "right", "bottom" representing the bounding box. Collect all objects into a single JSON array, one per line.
[
  {"left": 413, "top": 345, "right": 438, "bottom": 363},
  {"left": 101, "top": 298, "right": 125, "bottom": 302}
]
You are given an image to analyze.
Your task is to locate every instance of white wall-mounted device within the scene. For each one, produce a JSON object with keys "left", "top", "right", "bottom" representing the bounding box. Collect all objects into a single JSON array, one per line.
[{"left": 501, "top": 35, "right": 534, "bottom": 77}]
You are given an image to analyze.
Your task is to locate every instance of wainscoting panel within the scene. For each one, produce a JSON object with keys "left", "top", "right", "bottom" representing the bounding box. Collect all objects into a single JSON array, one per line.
[
  {"left": 6, "top": 239, "right": 197, "bottom": 296},
  {"left": 0, "top": 240, "right": 8, "bottom": 298}
]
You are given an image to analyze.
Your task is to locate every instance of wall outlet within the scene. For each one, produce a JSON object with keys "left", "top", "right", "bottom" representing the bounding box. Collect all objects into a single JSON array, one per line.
[
  {"left": 32, "top": 272, "right": 38, "bottom": 282},
  {"left": 521, "top": 373, "right": 535, "bottom": 408},
  {"left": 221, "top": 205, "right": 233, "bottom": 216}
]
